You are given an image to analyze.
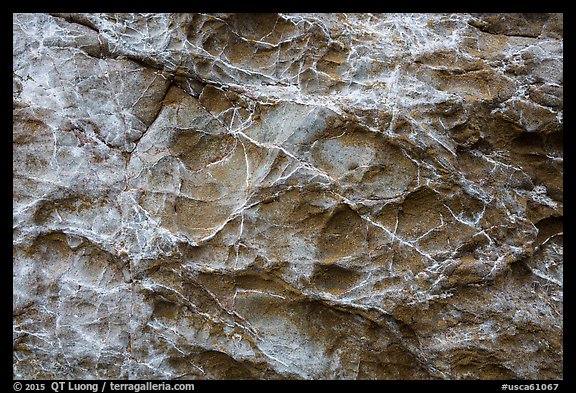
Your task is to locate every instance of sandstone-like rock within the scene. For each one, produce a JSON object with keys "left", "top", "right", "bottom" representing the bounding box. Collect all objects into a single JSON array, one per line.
[{"left": 13, "top": 13, "right": 562, "bottom": 380}]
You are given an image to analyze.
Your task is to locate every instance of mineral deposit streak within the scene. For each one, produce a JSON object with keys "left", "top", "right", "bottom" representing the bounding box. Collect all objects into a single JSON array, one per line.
[{"left": 13, "top": 13, "right": 563, "bottom": 379}]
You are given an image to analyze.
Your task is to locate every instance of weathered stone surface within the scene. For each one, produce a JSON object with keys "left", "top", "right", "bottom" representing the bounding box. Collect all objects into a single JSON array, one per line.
[{"left": 13, "top": 13, "right": 563, "bottom": 380}]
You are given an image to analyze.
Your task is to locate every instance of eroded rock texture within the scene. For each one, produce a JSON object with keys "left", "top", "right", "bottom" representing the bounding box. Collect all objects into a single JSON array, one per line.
[{"left": 13, "top": 13, "right": 563, "bottom": 380}]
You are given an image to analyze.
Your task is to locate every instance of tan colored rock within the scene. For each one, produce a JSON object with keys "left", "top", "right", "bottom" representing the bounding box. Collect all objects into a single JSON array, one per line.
[{"left": 13, "top": 13, "right": 562, "bottom": 380}]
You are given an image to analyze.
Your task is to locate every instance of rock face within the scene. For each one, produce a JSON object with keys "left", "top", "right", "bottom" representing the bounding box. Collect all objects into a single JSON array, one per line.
[{"left": 13, "top": 13, "right": 563, "bottom": 380}]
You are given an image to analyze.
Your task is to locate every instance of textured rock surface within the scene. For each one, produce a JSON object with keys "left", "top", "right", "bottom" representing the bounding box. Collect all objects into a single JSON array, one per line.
[{"left": 13, "top": 13, "right": 563, "bottom": 379}]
